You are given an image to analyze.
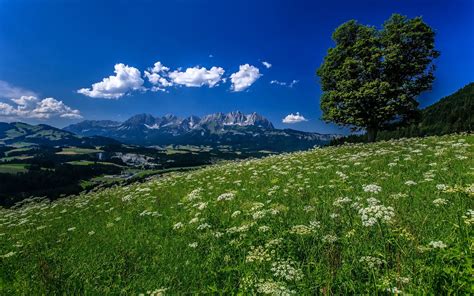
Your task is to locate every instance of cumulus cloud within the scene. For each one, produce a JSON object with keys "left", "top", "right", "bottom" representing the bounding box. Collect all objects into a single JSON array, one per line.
[
  {"left": 270, "top": 79, "right": 299, "bottom": 88},
  {"left": 0, "top": 96, "right": 82, "bottom": 120},
  {"left": 262, "top": 61, "right": 272, "bottom": 69},
  {"left": 0, "top": 80, "right": 37, "bottom": 99},
  {"left": 77, "top": 63, "right": 144, "bottom": 99},
  {"left": 282, "top": 112, "right": 308, "bottom": 124},
  {"left": 168, "top": 66, "right": 225, "bottom": 87},
  {"left": 230, "top": 64, "right": 262, "bottom": 92},
  {"left": 144, "top": 61, "right": 173, "bottom": 92}
]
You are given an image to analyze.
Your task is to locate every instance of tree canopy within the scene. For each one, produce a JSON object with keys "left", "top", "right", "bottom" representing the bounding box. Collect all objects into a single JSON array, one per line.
[{"left": 317, "top": 14, "right": 439, "bottom": 141}]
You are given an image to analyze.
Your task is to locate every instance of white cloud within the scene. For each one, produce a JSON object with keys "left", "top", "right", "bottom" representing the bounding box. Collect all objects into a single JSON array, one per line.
[
  {"left": 282, "top": 112, "right": 308, "bottom": 124},
  {"left": 230, "top": 64, "right": 262, "bottom": 92},
  {"left": 149, "top": 61, "right": 170, "bottom": 73},
  {"left": 0, "top": 80, "right": 37, "bottom": 99},
  {"left": 262, "top": 61, "right": 272, "bottom": 69},
  {"left": 270, "top": 79, "right": 299, "bottom": 88},
  {"left": 168, "top": 66, "right": 225, "bottom": 87},
  {"left": 0, "top": 96, "right": 82, "bottom": 120},
  {"left": 0, "top": 102, "right": 15, "bottom": 116},
  {"left": 11, "top": 95, "right": 38, "bottom": 111},
  {"left": 144, "top": 61, "right": 173, "bottom": 92},
  {"left": 77, "top": 63, "right": 144, "bottom": 99},
  {"left": 32, "top": 98, "right": 82, "bottom": 119}
]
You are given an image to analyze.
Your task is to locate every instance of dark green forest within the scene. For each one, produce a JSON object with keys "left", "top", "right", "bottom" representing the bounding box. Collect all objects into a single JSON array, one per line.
[{"left": 331, "top": 83, "right": 473, "bottom": 144}]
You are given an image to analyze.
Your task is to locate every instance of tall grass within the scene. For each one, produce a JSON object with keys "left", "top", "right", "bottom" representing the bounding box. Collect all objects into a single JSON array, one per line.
[{"left": 0, "top": 134, "right": 472, "bottom": 294}]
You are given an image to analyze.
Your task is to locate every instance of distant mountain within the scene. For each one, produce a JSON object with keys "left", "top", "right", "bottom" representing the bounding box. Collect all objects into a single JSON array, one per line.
[
  {"left": 0, "top": 122, "right": 119, "bottom": 147},
  {"left": 60, "top": 120, "right": 122, "bottom": 137},
  {"left": 65, "top": 111, "right": 337, "bottom": 151}
]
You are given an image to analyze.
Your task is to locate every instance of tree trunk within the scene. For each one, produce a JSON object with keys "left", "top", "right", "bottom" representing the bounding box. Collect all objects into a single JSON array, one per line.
[{"left": 367, "top": 127, "right": 378, "bottom": 142}]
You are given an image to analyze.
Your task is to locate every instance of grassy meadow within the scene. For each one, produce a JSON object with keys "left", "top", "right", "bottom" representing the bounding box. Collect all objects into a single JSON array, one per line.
[
  {"left": 0, "top": 134, "right": 472, "bottom": 294},
  {"left": 0, "top": 163, "right": 29, "bottom": 174}
]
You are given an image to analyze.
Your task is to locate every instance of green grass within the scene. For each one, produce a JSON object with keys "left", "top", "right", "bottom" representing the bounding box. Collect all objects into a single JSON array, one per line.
[
  {"left": 9, "top": 142, "right": 37, "bottom": 148},
  {"left": 56, "top": 147, "right": 102, "bottom": 155},
  {"left": 0, "top": 163, "right": 28, "bottom": 174},
  {"left": 66, "top": 160, "right": 121, "bottom": 167},
  {"left": 0, "top": 156, "right": 33, "bottom": 162},
  {"left": 0, "top": 134, "right": 473, "bottom": 294},
  {"left": 4, "top": 148, "right": 32, "bottom": 156}
]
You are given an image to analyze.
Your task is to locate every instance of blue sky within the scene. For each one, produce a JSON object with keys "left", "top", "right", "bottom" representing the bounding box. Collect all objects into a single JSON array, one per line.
[{"left": 0, "top": 0, "right": 473, "bottom": 133}]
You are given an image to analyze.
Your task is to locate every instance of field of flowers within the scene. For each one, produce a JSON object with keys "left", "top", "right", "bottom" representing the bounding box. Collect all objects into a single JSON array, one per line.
[{"left": 0, "top": 134, "right": 473, "bottom": 294}]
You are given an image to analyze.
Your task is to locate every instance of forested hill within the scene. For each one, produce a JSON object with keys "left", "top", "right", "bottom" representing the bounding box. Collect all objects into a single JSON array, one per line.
[
  {"left": 334, "top": 83, "right": 473, "bottom": 144},
  {"left": 418, "top": 82, "right": 474, "bottom": 135}
]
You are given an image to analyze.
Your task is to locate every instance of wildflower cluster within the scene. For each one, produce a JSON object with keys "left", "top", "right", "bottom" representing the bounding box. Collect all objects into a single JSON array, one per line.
[
  {"left": 359, "top": 256, "right": 385, "bottom": 269},
  {"left": 358, "top": 198, "right": 395, "bottom": 227}
]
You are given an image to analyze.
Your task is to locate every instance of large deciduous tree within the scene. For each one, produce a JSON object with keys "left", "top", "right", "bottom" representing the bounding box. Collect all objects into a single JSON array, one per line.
[{"left": 317, "top": 14, "right": 439, "bottom": 142}]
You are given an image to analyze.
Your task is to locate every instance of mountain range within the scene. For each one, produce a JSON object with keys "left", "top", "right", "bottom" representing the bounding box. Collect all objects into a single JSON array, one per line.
[
  {"left": 64, "top": 111, "right": 337, "bottom": 151},
  {"left": 0, "top": 122, "right": 118, "bottom": 147}
]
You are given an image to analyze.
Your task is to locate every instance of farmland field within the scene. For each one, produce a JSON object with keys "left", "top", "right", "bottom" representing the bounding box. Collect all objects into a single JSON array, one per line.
[
  {"left": 0, "top": 163, "right": 28, "bottom": 174},
  {"left": 56, "top": 147, "right": 102, "bottom": 155},
  {"left": 0, "top": 134, "right": 472, "bottom": 294}
]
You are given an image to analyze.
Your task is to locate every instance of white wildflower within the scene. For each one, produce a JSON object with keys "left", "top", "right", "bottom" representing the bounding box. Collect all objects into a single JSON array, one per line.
[
  {"left": 1, "top": 251, "right": 16, "bottom": 258},
  {"left": 121, "top": 194, "right": 133, "bottom": 202},
  {"left": 359, "top": 198, "right": 395, "bottom": 227},
  {"left": 322, "top": 234, "right": 338, "bottom": 243},
  {"left": 185, "top": 188, "right": 202, "bottom": 202},
  {"left": 336, "top": 171, "right": 348, "bottom": 180},
  {"left": 432, "top": 198, "right": 448, "bottom": 207},
  {"left": 333, "top": 197, "right": 352, "bottom": 207},
  {"left": 197, "top": 223, "right": 211, "bottom": 230},
  {"left": 213, "top": 231, "right": 224, "bottom": 238},
  {"left": 217, "top": 192, "right": 235, "bottom": 202},
  {"left": 265, "top": 238, "right": 283, "bottom": 249},
  {"left": 359, "top": 256, "right": 385, "bottom": 269},
  {"left": 189, "top": 217, "right": 199, "bottom": 224},
  {"left": 271, "top": 259, "right": 304, "bottom": 281},
  {"left": 252, "top": 210, "right": 267, "bottom": 220},
  {"left": 143, "top": 288, "right": 168, "bottom": 296},
  {"left": 429, "top": 240, "right": 447, "bottom": 249},
  {"left": 173, "top": 222, "right": 184, "bottom": 230},
  {"left": 192, "top": 202, "right": 208, "bottom": 210},
  {"left": 255, "top": 279, "right": 295, "bottom": 295},
  {"left": 309, "top": 220, "right": 321, "bottom": 229},
  {"left": 289, "top": 225, "right": 314, "bottom": 235},
  {"left": 362, "top": 184, "right": 382, "bottom": 194},
  {"left": 462, "top": 209, "right": 474, "bottom": 225},
  {"left": 246, "top": 246, "right": 273, "bottom": 263},
  {"left": 386, "top": 287, "right": 403, "bottom": 294}
]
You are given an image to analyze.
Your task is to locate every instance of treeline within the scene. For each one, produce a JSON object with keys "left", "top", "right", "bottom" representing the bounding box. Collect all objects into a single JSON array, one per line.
[
  {"left": 0, "top": 163, "right": 121, "bottom": 207},
  {"left": 331, "top": 83, "right": 473, "bottom": 145}
]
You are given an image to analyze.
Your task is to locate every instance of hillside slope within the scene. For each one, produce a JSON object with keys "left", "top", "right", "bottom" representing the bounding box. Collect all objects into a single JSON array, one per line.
[
  {"left": 0, "top": 122, "right": 119, "bottom": 147},
  {"left": 332, "top": 83, "right": 473, "bottom": 145},
  {"left": 0, "top": 134, "right": 472, "bottom": 294},
  {"left": 378, "top": 82, "right": 473, "bottom": 139}
]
